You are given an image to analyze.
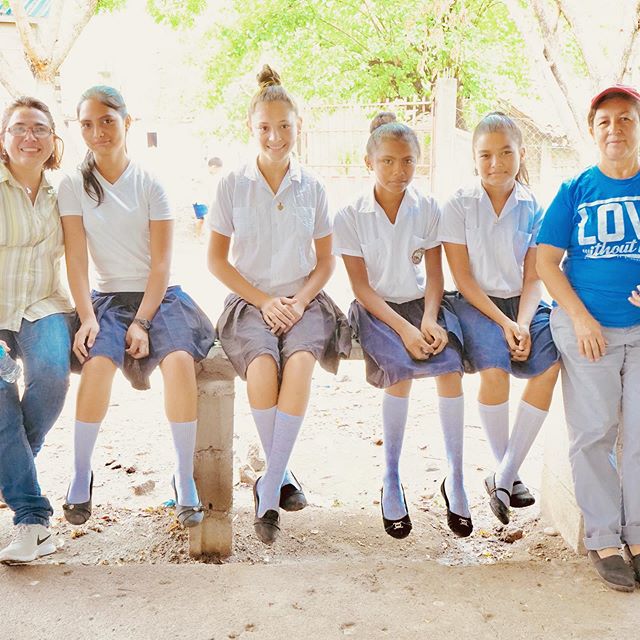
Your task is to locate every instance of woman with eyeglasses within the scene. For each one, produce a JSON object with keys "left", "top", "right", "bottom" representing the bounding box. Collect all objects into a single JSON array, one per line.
[{"left": 0, "top": 97, "right": 74, "bottom": 563}]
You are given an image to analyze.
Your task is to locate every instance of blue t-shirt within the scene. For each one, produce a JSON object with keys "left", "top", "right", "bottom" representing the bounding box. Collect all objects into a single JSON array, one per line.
[{"left": 537, "top": 165, "right": 640, "bottom": 327}]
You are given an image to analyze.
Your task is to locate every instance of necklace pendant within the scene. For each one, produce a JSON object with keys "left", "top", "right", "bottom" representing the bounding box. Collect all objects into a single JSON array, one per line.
[
  {"left": 277, "top": 201, "right": 284, "bottom": 211},
  {"left": 25, "top": 186, "right": 32, "bottom": 195}
]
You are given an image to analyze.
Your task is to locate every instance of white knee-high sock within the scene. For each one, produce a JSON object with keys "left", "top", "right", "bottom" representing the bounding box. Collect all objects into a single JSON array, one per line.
[
  {"left": 494, "top": 401, "right": 548, "bottom": 506},
  {"left": 67, "top": 420, "right": 101, "bottom": 503},
  {"left": 439, "top": 395, "right": 470, "bottom": 517},
  {"left": 251, "top": 405, "right": 295, "bottom": 487},
  {"left": 169, "top": 420, "right": 199, "bottom": 506},
  {"left": 257, "top": 410, "right": 303, "bottom": 516},
  {"left": 252, "top": 406, "right": 277, "bottom": 457},
  {"left": 382, "top": 392, "right": 410, "bottom": 521},
  {"left": 478, "top": 400, "right": 510, "bottom": 463}
]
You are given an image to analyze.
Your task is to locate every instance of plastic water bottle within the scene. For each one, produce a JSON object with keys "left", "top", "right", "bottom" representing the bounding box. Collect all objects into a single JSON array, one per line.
[{"left": 0, "top": 345, "right": 21, "bottom": 383}]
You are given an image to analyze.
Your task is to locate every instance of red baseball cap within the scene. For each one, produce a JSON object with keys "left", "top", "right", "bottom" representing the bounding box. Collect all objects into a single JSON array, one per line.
[{"left": 591, "top": 84, "right": 640, "bottom": 108}]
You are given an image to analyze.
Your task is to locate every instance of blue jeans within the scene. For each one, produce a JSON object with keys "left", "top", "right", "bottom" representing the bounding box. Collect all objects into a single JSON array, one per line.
[{"left": 0, "top": 313, "right": 73, "bottom": 526}]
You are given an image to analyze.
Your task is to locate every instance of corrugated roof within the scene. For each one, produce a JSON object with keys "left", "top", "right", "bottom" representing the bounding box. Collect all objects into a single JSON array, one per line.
[{"left": 0, "top": 0, "right": 51, "bottom": 18}]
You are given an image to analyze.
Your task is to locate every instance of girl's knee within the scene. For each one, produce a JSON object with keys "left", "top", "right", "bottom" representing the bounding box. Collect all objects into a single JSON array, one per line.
[
  {"left": 81, "top": 356, "right": 117, "bottom": 381},
  {"left": 286, "top": 350, "right": 315, "bottom": 365},
  {"left": 247, "top": 354, "right": 279, "bottom": 377},
  {"left": 436, "top": 372, "right": 462, "bottom": 397},
  {"left": 160, "top": 350, "right": 196, "bottom": 373},
  {"left": 480, "top": 368, "right": 509, "bottom": 386},
  {"left": 385, "top": 379, "right": 412, "bottom": 398},
  {"left": 534, "top": 361, "right": 561, "bottom": 386}
]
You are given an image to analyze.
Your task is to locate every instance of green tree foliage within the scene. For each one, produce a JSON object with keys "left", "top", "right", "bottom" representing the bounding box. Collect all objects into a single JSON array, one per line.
[
  {"left": 146, "top": 0, "right": 207, "bottom": 28},
  {"left": 97, "top": 0, "right": 128, "bottom": 11},
  {"left": 154, "top": 0, "right": 528, "bottom": 130}
]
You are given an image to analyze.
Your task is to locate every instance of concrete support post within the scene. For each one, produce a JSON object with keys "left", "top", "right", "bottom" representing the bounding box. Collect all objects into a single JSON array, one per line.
[
  {"left": 540, "top": 400, "right": 586, "bottom": 555},
  {"left": 190, "top": 347, "right": 236, "bottom": 558},
  {"left": 430, "top": 76, "right": 458, "bottom": 201}
]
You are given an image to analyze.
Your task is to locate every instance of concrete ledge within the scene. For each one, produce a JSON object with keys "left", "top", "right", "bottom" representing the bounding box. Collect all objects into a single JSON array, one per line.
[{"left": 192, "top": 342, "right": 584, "bottom": 558}]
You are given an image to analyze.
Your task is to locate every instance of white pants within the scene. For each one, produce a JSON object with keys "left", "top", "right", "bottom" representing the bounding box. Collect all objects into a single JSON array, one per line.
[{"left": 550, "top": 307, "right": 640, "bottom": 550}]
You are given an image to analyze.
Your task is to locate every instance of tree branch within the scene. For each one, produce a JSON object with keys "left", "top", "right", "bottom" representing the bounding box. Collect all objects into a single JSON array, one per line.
[
  {"left": 49, "top": 0, "right": 99, "bottom": 76},
  {"left": 616, "top": 0, "right": 640, "bottom": 82},
  {"left": 502, "top": 0, "right": 590, "bottom": 158},
  {"left": 552, "top": 0, "right": 602, "bottom": 86},
  {"left": 361, "top": 0, "right": 385, "bottom": 37},
  {"left": 47, "top": 0, "right": 66, "bottom": 53},
  {"left": 0, "top": 48, "right": 26, "bottom": 97},
  {"left": 8, "top": 0, "right": 50, "bottom": 71}
]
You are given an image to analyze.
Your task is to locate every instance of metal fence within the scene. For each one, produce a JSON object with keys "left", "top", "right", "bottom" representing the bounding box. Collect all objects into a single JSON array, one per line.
[
  {"left": 300, "top": 99, "right": 433, "bottom": 179},
  {"left": 299, "top": 98, "right": 582, "bottom": 204}
]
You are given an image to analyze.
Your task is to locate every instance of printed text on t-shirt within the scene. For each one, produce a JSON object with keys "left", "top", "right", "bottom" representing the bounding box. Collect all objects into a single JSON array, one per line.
[{"left": 577, "top": 196, "right": 640, "bottom": 260}]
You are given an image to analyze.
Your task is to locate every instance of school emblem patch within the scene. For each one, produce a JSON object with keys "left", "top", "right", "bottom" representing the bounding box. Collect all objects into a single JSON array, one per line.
[{"left": 411, "top": 248, "right": 425, "bottom": 264}]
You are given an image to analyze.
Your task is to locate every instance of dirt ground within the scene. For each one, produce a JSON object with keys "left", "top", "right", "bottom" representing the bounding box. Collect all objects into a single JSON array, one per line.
[{"left": 2, "top": 223, "right": 640, "bottom": 639}]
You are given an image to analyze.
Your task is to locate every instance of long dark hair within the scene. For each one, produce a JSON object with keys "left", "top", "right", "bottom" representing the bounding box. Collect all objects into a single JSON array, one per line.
[{"left": 77, "top": 85, "right": 128, "bottom": 205}]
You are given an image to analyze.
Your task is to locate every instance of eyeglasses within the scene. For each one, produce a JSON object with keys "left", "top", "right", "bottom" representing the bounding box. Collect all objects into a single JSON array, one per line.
[{"left": 6, "top": 124, "right": 54, "bottom": 138}]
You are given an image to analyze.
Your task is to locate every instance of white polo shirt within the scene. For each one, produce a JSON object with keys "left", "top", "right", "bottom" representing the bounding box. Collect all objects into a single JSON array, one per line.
[
  {"left": 333, "top": 184, "right": 441, "bottom": 304},
  {"left": 439, "top": 179, "right": 543, "bottom": 298},
  {"left": 58, "top": 162, "right": 174, "bottom": 293},
  {"left": 208, "top": 157, "right": 331, "bottom": 297}
]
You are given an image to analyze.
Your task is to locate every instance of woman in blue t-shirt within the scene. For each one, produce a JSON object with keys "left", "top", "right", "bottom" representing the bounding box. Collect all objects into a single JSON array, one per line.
[{"left": 537, "top": 85, "right": 640, "bottom": 592}]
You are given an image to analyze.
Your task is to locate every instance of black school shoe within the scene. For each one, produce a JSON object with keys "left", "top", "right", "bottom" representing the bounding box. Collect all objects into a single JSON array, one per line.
[
  {"left": 588, "top": 551, "right": 636, "bottom": 592},
  {"left": 63, "top": 472, "right": 94, "bottom": 526},
  {"left": 440, "top": 479, "right": 473, "bottom": 537},
  {"left": 380, "top": 485, "right": 412, "bottom": 539},
  {"left": 624, "top": 545, "right": 640, "bottom": 583},
  {"left": 253, "top": 477, "right": 280, "bottom": 545},
  {"left": 279, "top": 471, "right": 308, "bottom": 511},
  {"left": 510, "top": 480, "right": 535, "bottom": 508},
  {"left": 484, "top": 474, "right": 511, "bottom": 525}
]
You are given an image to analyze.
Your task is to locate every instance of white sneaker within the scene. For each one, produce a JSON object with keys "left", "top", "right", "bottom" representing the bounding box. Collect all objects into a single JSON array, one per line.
[{"left": 0, "top": 524, "right": 57, "bottom": 564}]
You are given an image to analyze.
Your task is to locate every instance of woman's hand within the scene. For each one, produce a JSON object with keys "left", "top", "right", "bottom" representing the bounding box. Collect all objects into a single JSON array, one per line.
[
  {"left": 500, "top": 319, "right": 524, "bottom": 354},
  {"left": 73, "top": 318, "right": 100, "bottom": 363},
  {"left": 629, "top": 286, "right": 640, "bottom": 308},
  {"left": 280, "top": 299, "right": 306, "bottom": 335},
  {"left": 400, "top": 324, "right": 433, "bottom": 360},
  {"left": 125, "top": 322, "right": 150, "bottom": 360},
  {"left": 260, "top": 296, "right": 298, "bottom": 335},
  {"left": 511, "top": 324, "right": 531, "bottom": 362},
  {"left": 420, "top": 318, "right": 448, "bottom": 356},
  {"left": 572, "top": 312, "right": 607, "bottom": 361}
]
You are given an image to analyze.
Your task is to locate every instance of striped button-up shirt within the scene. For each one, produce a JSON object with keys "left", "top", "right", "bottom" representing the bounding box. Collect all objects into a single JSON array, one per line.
[{"left": 0, "top": 163, "right": 73, "bottom": 331}]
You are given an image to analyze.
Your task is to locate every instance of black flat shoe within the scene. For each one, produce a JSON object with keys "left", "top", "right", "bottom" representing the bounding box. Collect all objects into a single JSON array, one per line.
[
  {"left": 624, "top": 545, "right": 640, "bottom": 582},
  {"left": 380, "top": 485, "right": 412, "bottom": 539},
  {"left": 279, "top": 471, "right": 308, "bottom": 512},
  {"left": 253, "top": 477, "right": 280, "bottom": 545},
  {"left": 440, "top": 479, "right": 473, "bottom": 537},
  {"left": 484, "top": 474, "right": 511, "bottom": 525},
  {"left": 588, "top": 551, "right": 636, "bottom": 592},
  {"left": 171, "top": 476, "right": 203, "bottom": 528},
  {"left": 510, "top": 480, "right": 535, "bottom": 508},
  {"left": 63, "top": 471, "right": 94, "bottom": 526}
]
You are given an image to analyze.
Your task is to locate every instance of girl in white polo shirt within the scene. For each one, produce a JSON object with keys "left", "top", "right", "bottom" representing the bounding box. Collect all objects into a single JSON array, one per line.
[
  {"left": 208, "top": 66, "right": 351, "bottom": 545},
  {"left": 440, "top": 112, "right": 560, "bottom": 525},
  {"left": 58, "top": 86, "right": 215, "bottom": 530},
  {"left": 334, "top": 113, "right": 470, "bottom": 539}
]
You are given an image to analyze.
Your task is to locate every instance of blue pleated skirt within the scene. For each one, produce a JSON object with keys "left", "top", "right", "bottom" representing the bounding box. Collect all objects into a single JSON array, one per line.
[
  {"left": 444, "top": 292, "right": 559, "bottom": 378},
  {"left": 349, "top": 297, "right": 464, "bottom": 389},
  {"left": 72, "top": 285, "right": 216, "bottom": 390}
]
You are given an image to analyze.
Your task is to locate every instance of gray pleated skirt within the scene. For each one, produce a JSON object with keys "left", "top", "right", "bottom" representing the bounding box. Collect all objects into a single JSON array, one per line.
[{"left": 217, "top": 291, "right": 352, "bottom": 380}]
